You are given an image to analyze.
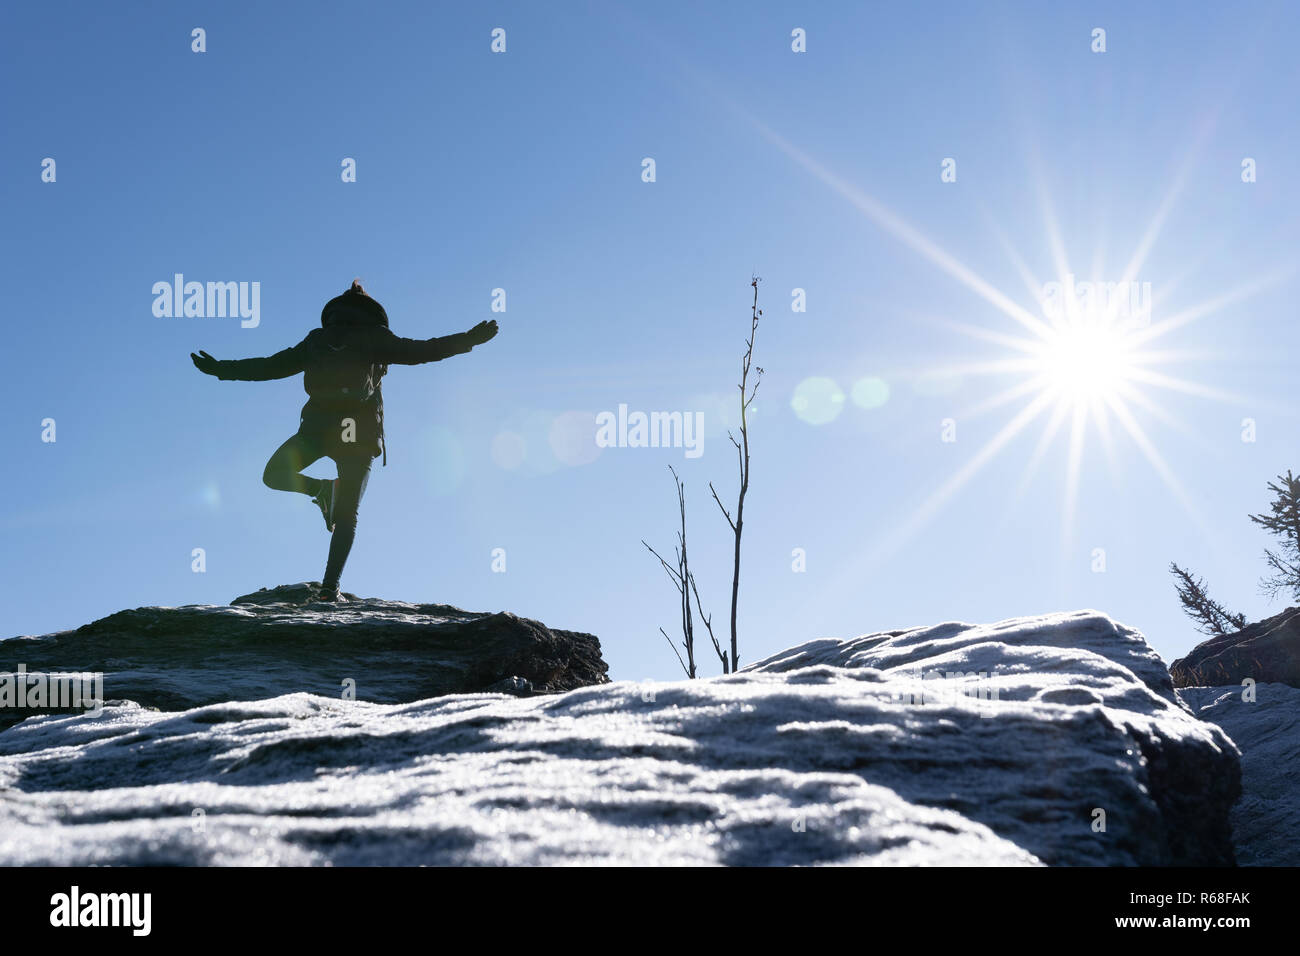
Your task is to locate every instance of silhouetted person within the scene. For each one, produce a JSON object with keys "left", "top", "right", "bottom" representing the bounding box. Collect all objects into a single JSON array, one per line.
[{"left": 192, "top": 280, "right": 499, "bottom": 602}]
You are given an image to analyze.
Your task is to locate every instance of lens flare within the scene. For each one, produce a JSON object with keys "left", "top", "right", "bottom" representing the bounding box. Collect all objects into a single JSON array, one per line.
[
  {"left": 851, "top": 377, "right": 891, "bottom": 410},
  {"left": 791, "top": 377, "right": 846, "bottom": 425},
  {"left": 490, "top": 430, "right": 527, "bottom": 470}
]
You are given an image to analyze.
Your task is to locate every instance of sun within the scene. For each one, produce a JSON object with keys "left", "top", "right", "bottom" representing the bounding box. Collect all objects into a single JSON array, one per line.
[{"left": 1033, "top": 316, "right": 1136, "bottom": 403}]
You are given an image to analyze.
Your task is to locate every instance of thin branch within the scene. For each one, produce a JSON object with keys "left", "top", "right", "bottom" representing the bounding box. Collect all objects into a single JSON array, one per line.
[
  {"left": 646, "top": 466, "right": 697, "bottom": 678},
  {"left": 709, "top": 481, "right": 736, "bottom": 531},
  {"left": 642, "top": 540, "right": 683, "bottom": 588},
  {"left": 659, "top": 627, "right": 689, "bottom": 677},
  {"left": 689, "top": 569, "right": 728, "bottom": 673},
  {"left": 716, "top": 276, "right": 762, "bottom": 672}
]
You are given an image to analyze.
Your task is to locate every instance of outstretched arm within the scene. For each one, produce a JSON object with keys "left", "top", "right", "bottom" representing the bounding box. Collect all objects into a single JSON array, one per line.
[
  {"left": 191, "top": 340, "right": 308, "bottom": 381},
  {"left": 375, "top": 320, "right": 499, "bottom": 365}
]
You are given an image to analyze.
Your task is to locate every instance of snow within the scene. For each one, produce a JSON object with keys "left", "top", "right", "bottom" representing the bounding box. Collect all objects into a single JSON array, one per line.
[{"left": 0, "top": 610, "right": 1239, "bottom": 866}]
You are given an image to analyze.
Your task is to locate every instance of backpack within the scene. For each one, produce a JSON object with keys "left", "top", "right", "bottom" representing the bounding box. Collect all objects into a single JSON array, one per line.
[{"left": 319, "top": 296, "right": 390, "bottom": 465}]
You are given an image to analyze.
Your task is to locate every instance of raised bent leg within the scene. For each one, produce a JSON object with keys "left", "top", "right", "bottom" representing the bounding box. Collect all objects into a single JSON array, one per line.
[{"left": 263, "top": 432, "right": 326, "bottom": 497}]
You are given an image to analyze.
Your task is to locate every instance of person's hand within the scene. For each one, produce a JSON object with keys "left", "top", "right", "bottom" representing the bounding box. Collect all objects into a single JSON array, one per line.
[
  {"left": 191, "top": 350, "right": 220, "bottom": 376},
  {"left": 466, "top": 320, "right": 499, "bottom": 346}
]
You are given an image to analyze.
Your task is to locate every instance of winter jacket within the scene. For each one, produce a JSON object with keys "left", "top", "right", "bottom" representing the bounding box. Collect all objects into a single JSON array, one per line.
[{"left": 213, "top": 325, "right": 477, "bottom": 462}]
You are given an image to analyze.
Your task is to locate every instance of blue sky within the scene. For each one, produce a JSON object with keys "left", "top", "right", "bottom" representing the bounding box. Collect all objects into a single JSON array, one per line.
[{"left": 2, "top": 1, "right": 1298, "bottom": 679}]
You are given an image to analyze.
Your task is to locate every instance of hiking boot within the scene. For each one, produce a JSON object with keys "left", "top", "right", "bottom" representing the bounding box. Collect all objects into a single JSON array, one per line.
[
  {"left": 316, "top": 584, "right": 344, "bottom": 603},
  {"left": 312, "top": 479, "right": 339, "bottom": 532}
]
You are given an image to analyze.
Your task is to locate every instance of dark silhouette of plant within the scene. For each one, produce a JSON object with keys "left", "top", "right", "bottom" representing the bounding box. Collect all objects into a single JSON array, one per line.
[
  {"left": 646, "top": 278, "right": 763, "bottom": 676},
  {"left": 709, "top": 277, "right": 763, "bottom": 672},
  {"left": 643, "top": 467, "right": 727, "bottom": 677},
  {"left": 1169, "top": 563, "right": 1247, "bottom": 636},
  {"left": 1248, "top": 470, "right": 1300, "bottom": 601}
]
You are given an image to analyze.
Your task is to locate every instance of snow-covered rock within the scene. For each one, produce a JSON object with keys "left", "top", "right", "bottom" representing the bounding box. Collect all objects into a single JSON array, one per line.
[
  {"left": 0, "top": 608, "right": 1239, "bottom": 866},
  {"left": 1178, "top": 682, "right": 1300, "bottom": 867},
  {"left": 747, "top": 611, "right": 1240, "bottom": 865}
]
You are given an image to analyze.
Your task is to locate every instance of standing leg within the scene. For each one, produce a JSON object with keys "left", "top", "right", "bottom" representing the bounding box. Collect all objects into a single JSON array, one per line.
[
  {"left": 264, "top": 433, "right": 326, "bottom": 496},
  {"left": 320, "top": 453, "right": 373, "bottom": 595}
]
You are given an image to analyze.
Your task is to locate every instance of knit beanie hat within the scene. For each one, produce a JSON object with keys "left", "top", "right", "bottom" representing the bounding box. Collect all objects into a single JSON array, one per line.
[{"left": 321, "top": 279, "right": 389, "bottom": 327}]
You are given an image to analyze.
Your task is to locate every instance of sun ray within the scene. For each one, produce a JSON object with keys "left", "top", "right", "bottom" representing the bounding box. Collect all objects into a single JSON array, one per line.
[
  {"left": 742, "top": 117, "right": 1056, "bottom": 342},
  {"left": 1061, "top": 399, "right": 1090, "bottom": 546},
  {"left": 1119, "top": 171, "right": 1188, "bottom": 287},
  {"left": 908, "top": 357, "right": 1042, "bottom": 379},
  {"left": 865, "top": 391, "right": 1057, "bottom": 565},
  {"left": 639, "top": 46, "right": 1060, "bottom": 347},
  {"left": 1113, "top": 381, "right": 1217, "bottom": 452},
  {"left": 1122, "top": 366, "right": 1250, "bottom": 405},
  {"left": 1089, "top": 395, "right": 1120, "bottom": 483},
  {"left": 962, "top": 375, "right": 1051, "bottom": 420},
  {"left": 1145, "top": 234, "right": 1233, "bottom": 308},
  {"left": 1119, "top": 107, "right": 1223, "bottom": 285},
  {"left": 1011, "top": 396, "right": 1073, "bottom": 499},
  {"left": 979, "top": 206, "right": 1048, "bottom": 307},
  {"left": 1088, "top": 225, "right": 1109, "bottom": 292},
  {"left": 1127, "top": 347, "right": 1242, "bottom": 366},
  {"left": 930, "top": 317, "right": 1042, "bottom": 355},
  {"left": 1102, "top": 392, "right": 1211, "bottom": 536},
  {"left": 1027, "top": 157, "right": 1074, "bottom": 317},
  {"left": 1130, "top": 266, "right": 1295, "bottom": 348}
]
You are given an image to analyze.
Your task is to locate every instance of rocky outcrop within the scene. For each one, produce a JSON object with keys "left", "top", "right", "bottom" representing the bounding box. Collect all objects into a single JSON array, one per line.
[
  {"left": 1179, "top": 682, "right": 1300, "bottom": 867},
  {"left": 747, "top": 611, "right": 1241, "bottom": 867},
  {"left": 1170, "top": 606, "right": 1300, "bottom": 689},
  {"left": 0, "top": 608, "right": 1238, "bottom": 866},
  {"left": 0, "top": 583, "right": 608, "bottom": 729}
]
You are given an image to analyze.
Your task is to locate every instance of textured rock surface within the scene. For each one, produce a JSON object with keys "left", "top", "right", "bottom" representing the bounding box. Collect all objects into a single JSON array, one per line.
[
  {"left": 1179, "top": 682, "right": 1300, "bottom": 867},
  {"left": 0, "top": 609, "right": 1239, "bottom": 866},
  {"left": 1170, "top": 606, "right": 1300, "bottom": 689},
  {"left": 747, "top": 611, "right": 1241, "bottom": 866},
  {"left": 0, "top": 583, "right": 608, "bottom": 729}
]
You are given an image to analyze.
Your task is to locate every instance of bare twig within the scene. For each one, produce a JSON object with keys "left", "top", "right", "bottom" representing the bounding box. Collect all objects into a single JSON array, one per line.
[
  {"left": 709, "top": 480, "right": 736, "bottom": 532},
  {"left": 689, "top": 569, "right": 728, "bottom": 673},
  {"left": 643, "top": 541, "right": 682, "bottom": 588},
  {"left": 644, "top": 466, "right": 698, "bottom": 678},
  {"left": 659, "top": 626, "right": 689, "bottom": 676}
]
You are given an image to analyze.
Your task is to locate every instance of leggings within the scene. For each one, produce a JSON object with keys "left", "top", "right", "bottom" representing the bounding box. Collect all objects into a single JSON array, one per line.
[{"left": 263, "top": 432, "right": 372, "bottom": 591}]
